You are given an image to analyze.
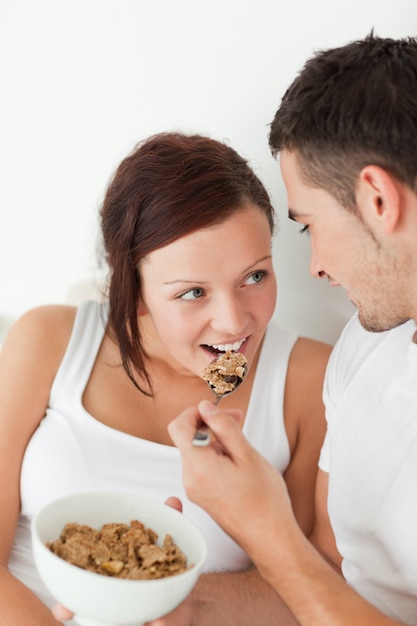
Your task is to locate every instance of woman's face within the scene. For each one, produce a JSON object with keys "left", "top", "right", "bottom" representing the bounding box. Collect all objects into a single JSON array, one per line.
[{"left": 139, "top": 204, "right": 277, "bottom": 378}]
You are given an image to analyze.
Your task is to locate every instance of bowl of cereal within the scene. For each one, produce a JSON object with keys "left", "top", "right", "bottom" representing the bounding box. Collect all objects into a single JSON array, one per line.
[{"left": 31, "top": 491, "right": 207, "bottom": 626}]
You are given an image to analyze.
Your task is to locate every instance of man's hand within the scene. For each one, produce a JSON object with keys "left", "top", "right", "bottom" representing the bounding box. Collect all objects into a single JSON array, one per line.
[{"left": 168, "top": 400, "right": 295, "bottom": 558}]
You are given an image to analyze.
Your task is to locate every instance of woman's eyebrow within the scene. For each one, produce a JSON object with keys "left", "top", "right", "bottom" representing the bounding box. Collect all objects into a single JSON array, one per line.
[
  {"left": 245, "top": 254, "right": 272, "bottom": 270},
  {"left": 163, "top": 255, "right": 272, "bottom": 286},
  {"left": 163, "top": 279, "right": 204, "bottom": 285}
]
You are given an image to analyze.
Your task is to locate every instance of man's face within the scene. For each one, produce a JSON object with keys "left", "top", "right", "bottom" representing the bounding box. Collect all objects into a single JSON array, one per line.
[{"left": 279, "top": 150, "right": 411, "bottom": 332}]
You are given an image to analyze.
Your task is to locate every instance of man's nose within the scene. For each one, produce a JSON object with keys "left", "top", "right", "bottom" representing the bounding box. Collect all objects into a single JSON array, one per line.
[{"left": 309, "top": 255, "right": 327, "bottom": 280}]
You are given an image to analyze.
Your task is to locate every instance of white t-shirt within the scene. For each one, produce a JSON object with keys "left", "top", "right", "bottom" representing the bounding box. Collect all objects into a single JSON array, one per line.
[
  {"left": 320, "top": 313, "right": 417, "bottom": 625},
  {"left": 10, "top": 300, "right": 297, "bottom": 618}
]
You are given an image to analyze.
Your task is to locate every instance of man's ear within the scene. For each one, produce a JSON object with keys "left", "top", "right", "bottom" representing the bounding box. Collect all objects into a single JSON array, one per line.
[{"left": 356, "top": 165, "right": 402, "bottom": 235}]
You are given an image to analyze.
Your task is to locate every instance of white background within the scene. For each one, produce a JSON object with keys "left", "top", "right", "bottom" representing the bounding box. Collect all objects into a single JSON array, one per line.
[{"left": 1, "top": 1, "right": 415, "bottom": 344}]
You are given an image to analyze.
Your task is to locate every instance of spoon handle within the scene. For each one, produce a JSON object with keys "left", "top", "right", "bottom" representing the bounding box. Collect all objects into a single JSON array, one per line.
[
  {"left": 192, "top": 395, "right": 222, "bottom": 446},
  {"left": 192, "top": 425, "right": 211, "bottom": 447}
]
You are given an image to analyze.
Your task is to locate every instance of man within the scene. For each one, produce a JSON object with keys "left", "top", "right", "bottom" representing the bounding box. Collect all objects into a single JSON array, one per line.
[{"left": 169, "top": 34, "right": 417, "bottom": 625}]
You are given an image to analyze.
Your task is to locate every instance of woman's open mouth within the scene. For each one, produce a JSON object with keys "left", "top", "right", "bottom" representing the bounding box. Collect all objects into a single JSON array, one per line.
[{"left": 202, "top": 337, "right": 247, "bottom": 357}]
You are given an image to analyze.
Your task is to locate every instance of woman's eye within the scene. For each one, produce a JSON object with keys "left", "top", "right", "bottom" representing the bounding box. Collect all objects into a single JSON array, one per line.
[
  {"left": 299, "top": 224, "right": 310, "bottom": 235},
  {"left": 178, "top": 287, "right": 205, "bottom": 301},
  {"left": 245, "top": 270, "right": 268, "bottom": 285}
]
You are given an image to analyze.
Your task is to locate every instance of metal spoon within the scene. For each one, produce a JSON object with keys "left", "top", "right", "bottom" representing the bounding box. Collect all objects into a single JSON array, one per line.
[{"left": 192, "top": 352, "right": 247, "bottom": 447}]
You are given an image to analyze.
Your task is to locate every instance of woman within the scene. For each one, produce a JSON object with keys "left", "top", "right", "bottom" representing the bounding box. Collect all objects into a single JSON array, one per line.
[{"left": 0, "top": 132, "right": 331, "bottom": 625}]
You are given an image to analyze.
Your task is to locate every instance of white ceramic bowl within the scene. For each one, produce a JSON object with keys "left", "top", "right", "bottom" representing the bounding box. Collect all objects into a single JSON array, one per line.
[{"left": 31, "top": 492, "right": 207, "bottom": 626}]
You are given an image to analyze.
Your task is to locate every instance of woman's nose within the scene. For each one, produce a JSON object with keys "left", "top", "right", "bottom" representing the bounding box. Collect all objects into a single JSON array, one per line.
[{"left": 210, "top": 296, "right": 248, "bottom": 335}]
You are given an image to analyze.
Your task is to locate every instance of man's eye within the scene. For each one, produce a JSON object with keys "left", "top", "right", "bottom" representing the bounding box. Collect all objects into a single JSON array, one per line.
[
  {"left": 299, "top": 224, "right": 310, "bottom": 235},
  {"left": 245, "top": 270, "right": 268, "bottom": 285},
  {"left": 179, "top": 287, "right": 205, "bottom": 301}
]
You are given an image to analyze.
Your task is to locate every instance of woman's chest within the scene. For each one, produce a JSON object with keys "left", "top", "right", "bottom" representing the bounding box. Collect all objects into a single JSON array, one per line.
[{"left": 82, "top": 347, "right": 254, "bottom": 444}]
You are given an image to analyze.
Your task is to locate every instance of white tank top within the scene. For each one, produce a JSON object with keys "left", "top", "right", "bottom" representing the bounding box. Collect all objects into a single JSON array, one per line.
[{"left": 10, "top": 300, "right": 297, "bottom": 614}]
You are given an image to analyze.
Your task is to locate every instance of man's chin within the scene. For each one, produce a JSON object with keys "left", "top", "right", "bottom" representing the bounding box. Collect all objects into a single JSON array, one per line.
[{"left": 357, "top": 311, "right": 412, "bottom": 334}]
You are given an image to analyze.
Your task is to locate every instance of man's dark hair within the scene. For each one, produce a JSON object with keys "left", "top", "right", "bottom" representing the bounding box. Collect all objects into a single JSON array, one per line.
[{"left": 269, "top": 33, "right": 417, "bottom": 210}]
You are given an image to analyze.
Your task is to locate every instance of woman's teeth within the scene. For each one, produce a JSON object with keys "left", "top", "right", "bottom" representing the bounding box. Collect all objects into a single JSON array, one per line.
[{"left": 210, "top": 338, "right": 245, "bottom": 352}]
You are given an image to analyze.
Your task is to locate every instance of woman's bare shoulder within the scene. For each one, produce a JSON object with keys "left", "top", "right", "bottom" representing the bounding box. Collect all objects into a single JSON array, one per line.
[
  {"left": 12, "top": 304, "right": 77, "bottom": 326},
  {"left": 1, "top": 305, "right": 77, "bottom": 373},
  {"left": 0, "top": 306, "right": 78, "bottom": 459},
  {"left": 7, "top": 304, "right": 76, "bottom": 337},
  {"left": 290, "top": 336, "right": 333, "bottom": 372},
  {"left": 285, "top": 336, "right": 332, "bottom": 419}
]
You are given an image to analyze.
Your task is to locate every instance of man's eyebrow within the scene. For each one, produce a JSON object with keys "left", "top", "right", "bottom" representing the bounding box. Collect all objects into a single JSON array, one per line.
[{"left": 288, "top": 208, "right": 308, "bottom": 221}]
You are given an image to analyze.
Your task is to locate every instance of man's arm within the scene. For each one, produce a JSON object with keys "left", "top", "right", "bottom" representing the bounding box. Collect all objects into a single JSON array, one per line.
[
  {"left": 168, "top": 401, "right": 406, "bottom": 626},
  {"left": 154, "top": 567, "right": 298, "bottom": 626},
  {"left": 309, "top": 469, "right": 342, "bottom": 571}
]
